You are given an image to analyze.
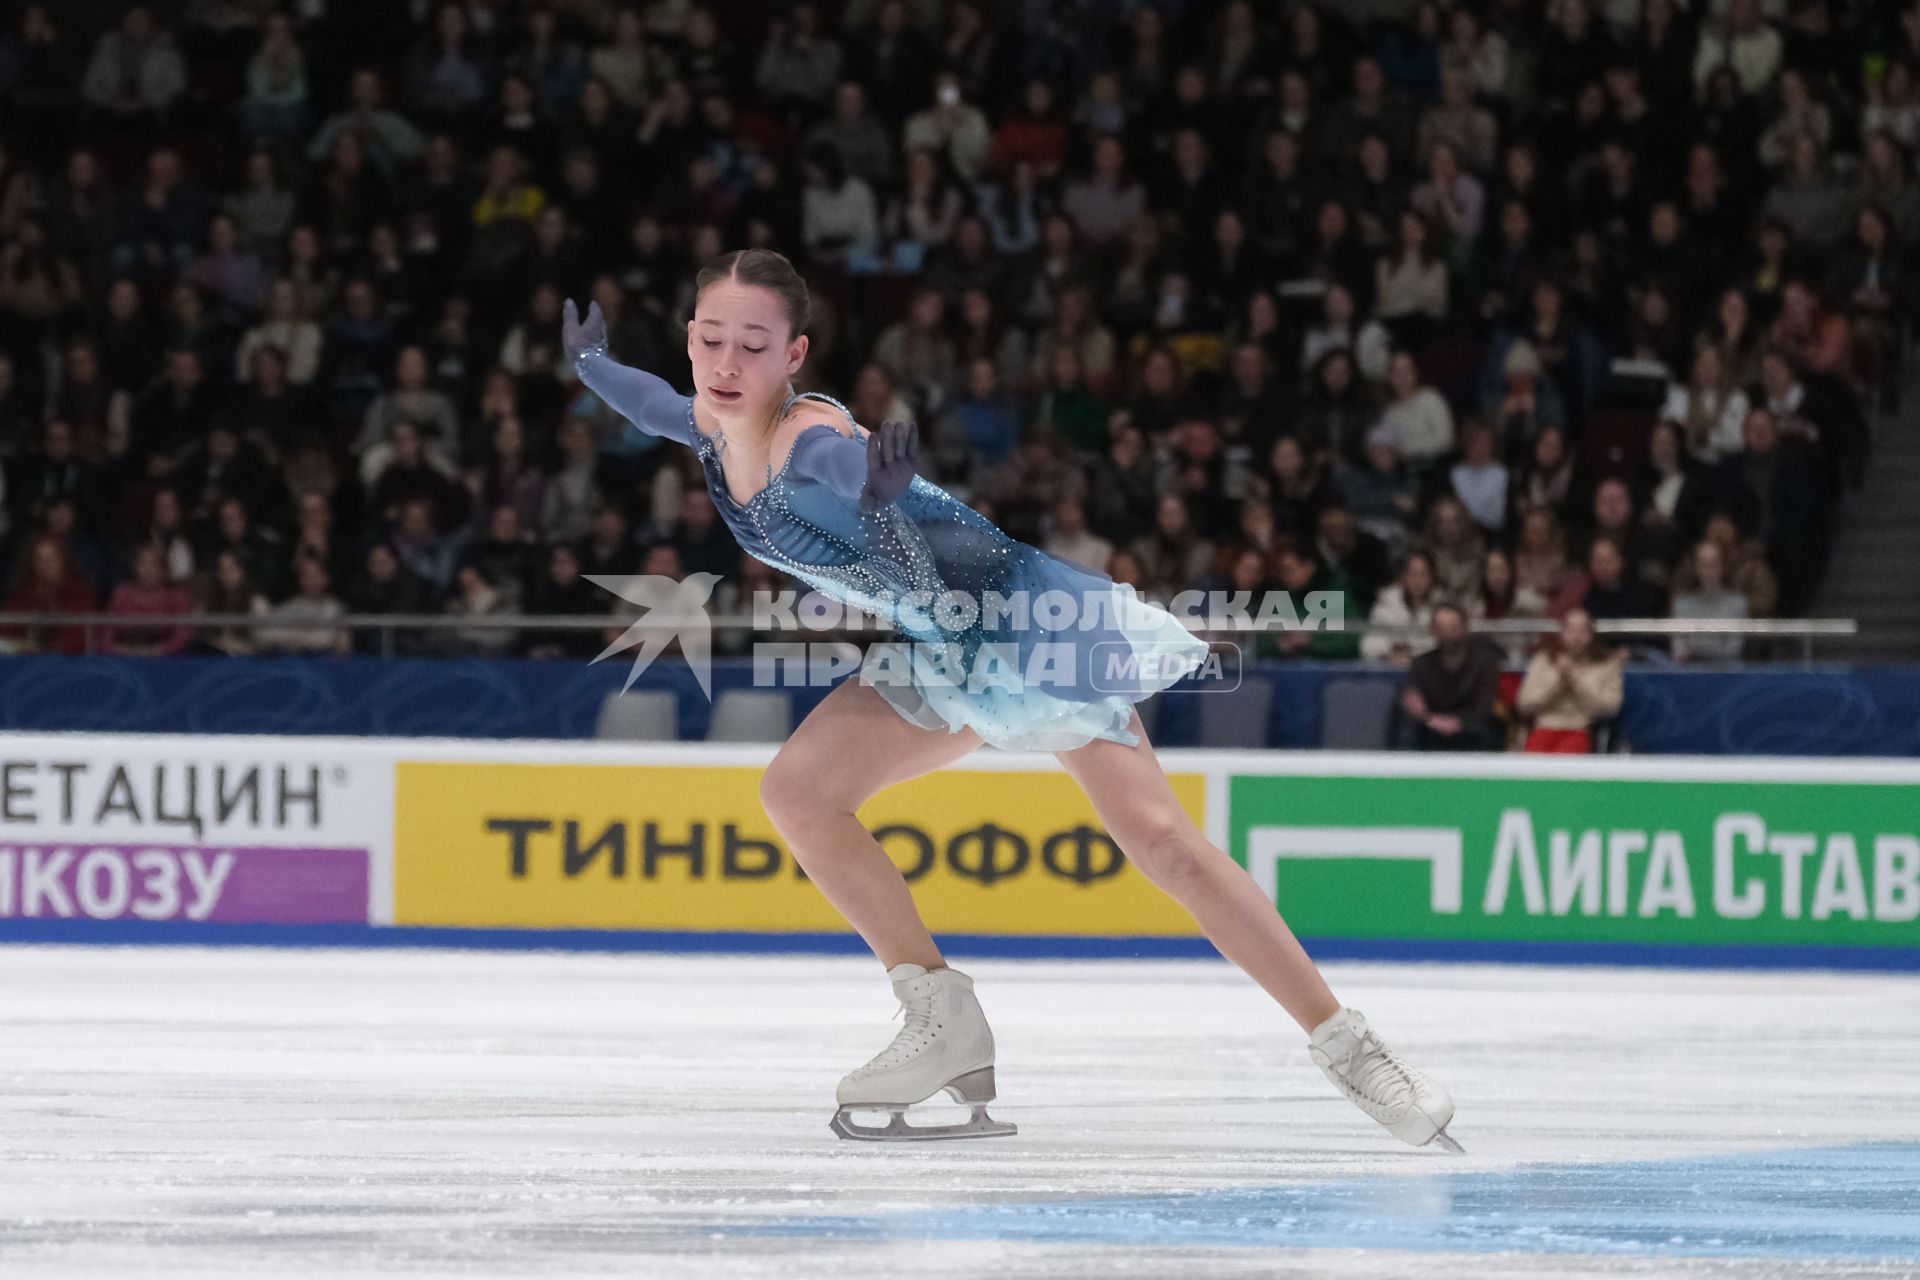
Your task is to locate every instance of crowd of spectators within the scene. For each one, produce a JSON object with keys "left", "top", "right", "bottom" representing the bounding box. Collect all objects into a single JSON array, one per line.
[{"left": 0, "top": 0, "right": 1898, "bottom": 675}]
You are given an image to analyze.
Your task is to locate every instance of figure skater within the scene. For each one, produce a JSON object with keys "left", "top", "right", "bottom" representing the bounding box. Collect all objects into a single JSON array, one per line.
[{"left": 563, "top": 248, "right": 1461, "bottom": 1152}]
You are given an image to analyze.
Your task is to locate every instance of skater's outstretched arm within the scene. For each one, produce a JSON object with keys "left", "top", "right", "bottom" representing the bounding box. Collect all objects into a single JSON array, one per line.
[
  {"left": 789, "top": 419, "right": 919, "bottom": 511},
  {"left": 563, "top": 299, "right": 696, "bottom": 447}
]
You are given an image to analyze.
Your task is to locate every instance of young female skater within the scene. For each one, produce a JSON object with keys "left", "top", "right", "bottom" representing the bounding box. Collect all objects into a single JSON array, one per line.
[{"left": 565, "top": 248, "right": 1462, "bottom": 1152}]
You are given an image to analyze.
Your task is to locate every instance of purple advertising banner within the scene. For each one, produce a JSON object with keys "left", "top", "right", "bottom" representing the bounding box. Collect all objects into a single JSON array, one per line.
[{"left": 0, "top": 845, "right": 370, "bottom": 924}]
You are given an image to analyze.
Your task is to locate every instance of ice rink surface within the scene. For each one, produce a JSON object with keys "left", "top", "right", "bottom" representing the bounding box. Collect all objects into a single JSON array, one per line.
[{"left": 2, "top": 945, "right": 1918, "bottom": 1280}]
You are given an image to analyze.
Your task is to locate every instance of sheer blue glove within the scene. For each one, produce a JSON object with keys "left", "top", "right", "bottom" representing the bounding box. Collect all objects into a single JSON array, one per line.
[
  {"left": 564, "top": 296, "right": 694, "bottom": 446},
  {"left": 863, "top": 419, "right": 919, "bottom": 508},
  {"left": 563, "top": 297, "right": 608, "bottom": 364}
]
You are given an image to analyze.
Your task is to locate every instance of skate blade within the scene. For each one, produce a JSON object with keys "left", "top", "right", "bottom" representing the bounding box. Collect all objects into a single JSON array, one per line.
[
  {"left": 829, "top": 1103, "right": 1017, "bottom": 1142},
  {"left": 1426, "top": 1127, "right": 1466, "bottom": 1154}
]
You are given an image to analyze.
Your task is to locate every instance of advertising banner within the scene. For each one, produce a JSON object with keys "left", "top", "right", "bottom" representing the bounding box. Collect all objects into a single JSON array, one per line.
[
  {"left": 392, "top": 759, "right": 1206, "bottom": 937},
  {"left": 1230, "top": 770, "right": 1920, "bottom": 950},
  {"left": 0, "top": 737, "right": 392, "bottom": 926}
]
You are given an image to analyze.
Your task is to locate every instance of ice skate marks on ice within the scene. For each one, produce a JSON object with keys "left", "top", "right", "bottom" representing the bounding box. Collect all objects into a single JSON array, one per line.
[
  {"left": 831, "top": 963, "right": 1017, "bottom": 1143},
  {"left": 741, "top": 1142, "right": 1920, "bottom": 1261}
]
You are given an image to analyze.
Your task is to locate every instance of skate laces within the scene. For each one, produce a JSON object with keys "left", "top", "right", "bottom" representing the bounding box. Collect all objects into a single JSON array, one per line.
[
  {"left": 854, "top": 990, "right": 937, "bottom": 1074},
  {"left": 1342, "top": 1027, "right": 1420, "bottom": 1104}
]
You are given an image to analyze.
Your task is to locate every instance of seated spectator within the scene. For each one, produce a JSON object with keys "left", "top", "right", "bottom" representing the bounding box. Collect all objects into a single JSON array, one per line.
[
  {"left": 1761, "top": 137, "right": 1851, "bottom": 253},
  {"left": 461, "top": 503, "right": 542, "bottom": 609},
  {"left": 1044, "top": 497, "right": 1112, "bottom": 574},
  {"left": 1632, "top": 421, "right": 1714, "bottom": 563},
  {"left": 1130, "top": 494, "right": 1215, "bottom": 603},
  {"left": 236, "top": 280, "right": 324, "bottom": 386},
  {"left": 1661, "top": 343, "right": 1749, "bottom": 464},
  {"left": 887, "top": 147, "right": 966, "bottom": 261},
  {"left": 1379, "top": 350, "right": 1455, "bottom": 471},
  {"left": 1061, "top": 134, "right": 1146, "bottom": 250},
  {"left": 1269, "top": 541, "right": 1361, "bottom": 661},
  {"left": 935, "top": 357, "right": 1019, "bottom": 490},
  {"left": 134, "top": 487, "right": 197, "bottom": 585},
  {"left": 1420, "top": 495, "right": 1487, "bottom": 605},
  {"left": 1449, "top": 421, "right": 1509, "bottom": 535},
  {"left": 579, "top": 505, "right": 642, "bottom": 580},
  {"left": 1768, "top": 279, "right": 1854, "bottom": 390},
  {"left": 198, "top": 497, "right": 284, "bottom": 602},
  {"left": 1084, "top": 423, "right": 1158, "bottom": 549},
  {"left": 368, "top": 420, "right": 466, "bottom": 527},
  {"left": 198, "top": 550, "right": 269, "bottom": 656},
  {"left": 1374, "top": 213, "right": 1449, "bottom": 354},
  {"left": 849, "top": 363, "right": 915, "bottom": 437},
  {"left": 1512, "top": 426, "right": 1584, "bottom": 529},
  {"left": 1482, "top": 339, "right": 1568, "bottom": 450},
  {"left": 1339, "top": 425, "right": 1419, "bottom": 559},
  {"left": 526, "top": 543, "right": 604, "bottom": 659},
  {"left": 903, "top": 71, "right": 993, "bottom": 183},
  {"left": 306, "top": 69, "right": 425, "bottom": 176},
  {"left": 1303, "top": 350, "right": 1378, "bottom": 465},
  {"left": 101, "top": 545, "right": 192, "bottom": 656},
  {"left": 441, "top": 563, "right": 518, "bottom": 657},
  {"left": 1692, "top": 0, "right": 1781, "bottom": 97},
  {"left": 1515, "top": 608, "right": 1624, "bottom": 753},
  {"left": 1392, "top": 603, "right": 1503, "bottom": 751},
  {"left": 80, "top": 5, "right": 185, "bottom": 123},
  {"left": 802, "top": 83, "right": 895, "bottom": 190},
  {"left": 1410, "top": 141, "right": 1484, "bottom": 262},
  {"left": 755, "top": 6, "right": 842, "bottom": 115},
  {"left": 1722, "top": 406, "right": 1828, "bottom": 614},
  {"left": 185, "top": 214, "right": 268, "bottom": 318},
  {"left": 799, "top": 142, "right": 878, "bottom": 267},
  {"left": 242, "top": 11, "right": 308, "bottom": 140},
  {"left": 347, "top": 542, "right": 436, "bottom": 655},
  {"left": 1670, "top": 539, "right": 1751, "bottom": 663},
  {"left": 390, "top": 496, "right": 459, "bottom": 591},
  {"left": 1472, "top": 548, "right": 1534, "bottom": 663},
  {"left": 2, "top": 535, "right": 98, "bottom": 655},
  {"left": 1314, "top": 505, "right": 1392, "bottom": 613},
  {"left": 1265, "top": 436, "right": 1333, "bottom": 543},
  {"left": 1579, "top": 535, "right": 1665, "bottom": 626},
  {"left": 1361, "top": 550, "right": 1439, "bottom": 664},
  {"left": 873, "top": 288, "right": 959, "bottom": 415},
  {"left": 1418, "top": 67, "right": 1498, "bottom": 175},
  {"left": 1298, "top": 283, "right": 1391, "bottom": 387},
  {"left": 1672, "top": 511, "right": 1777, "bottom": 623},
  {"left": 256, "top": 555, "right": 350, "bottom": 655}
]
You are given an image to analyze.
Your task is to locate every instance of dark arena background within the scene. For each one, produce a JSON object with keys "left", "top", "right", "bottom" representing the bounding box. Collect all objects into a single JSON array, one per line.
[{"left": 0, "top": 1, "right": 1916, "bottom": 1277}]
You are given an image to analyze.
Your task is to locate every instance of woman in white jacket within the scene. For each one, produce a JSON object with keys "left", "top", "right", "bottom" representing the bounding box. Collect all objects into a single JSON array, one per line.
[
  {"left": 1362, "top": 550, "right": 1439, "bottom": 663},
  {"left": 1659, "top": 343, "right": 1748, "bottom": 463}
]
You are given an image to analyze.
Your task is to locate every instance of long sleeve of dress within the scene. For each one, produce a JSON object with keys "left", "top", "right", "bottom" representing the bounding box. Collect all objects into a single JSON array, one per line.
[
  {"left": 786, "top": 423, "right": 923, "bottom": 514},
  {"left": 572, "top": 349, "right": 696, "bottom": 447}
]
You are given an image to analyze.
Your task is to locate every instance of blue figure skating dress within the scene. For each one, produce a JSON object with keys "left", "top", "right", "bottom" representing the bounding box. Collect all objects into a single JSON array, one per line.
[{"left": 576, "top": 347, "right": 1209, "bottom": 752}]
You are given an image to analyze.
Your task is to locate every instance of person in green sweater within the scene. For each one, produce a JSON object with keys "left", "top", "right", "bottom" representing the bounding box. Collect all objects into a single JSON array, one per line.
[
  {"left": 1268, "top": 541, "right": 1362, "bottom": 660},
  {"left": 1033, "top": 344, "right": 1109, "bottom": 453}
]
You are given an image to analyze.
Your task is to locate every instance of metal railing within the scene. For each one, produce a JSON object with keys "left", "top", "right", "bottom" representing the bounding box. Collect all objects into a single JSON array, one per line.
[{"left": 0, "top": 609, "right": 1862, "bottom": 666}]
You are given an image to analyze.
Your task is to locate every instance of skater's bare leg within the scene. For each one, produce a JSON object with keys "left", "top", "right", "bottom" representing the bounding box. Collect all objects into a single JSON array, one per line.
[
  {"left": 761, "top": 676, "right": 983, "bottom": 970},
  {"left": 1054, "top": 709, "right": 1341, "bottom": 1034}
]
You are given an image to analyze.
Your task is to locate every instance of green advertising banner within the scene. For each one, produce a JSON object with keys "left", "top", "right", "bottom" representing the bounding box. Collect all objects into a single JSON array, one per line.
[{"left": 1229, "top": 771, "right": 1920, "bottom": 950}]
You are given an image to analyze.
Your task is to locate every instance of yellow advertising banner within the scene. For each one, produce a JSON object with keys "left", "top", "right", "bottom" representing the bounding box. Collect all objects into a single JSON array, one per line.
[{"left": 393, "top": 762, "right": 1204, "bottom": 936}]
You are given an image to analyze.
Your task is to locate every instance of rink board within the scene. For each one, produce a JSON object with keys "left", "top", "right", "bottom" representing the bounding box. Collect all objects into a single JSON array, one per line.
[{"left": 0, "top": 732, "right": 1916, "bottom": 968}]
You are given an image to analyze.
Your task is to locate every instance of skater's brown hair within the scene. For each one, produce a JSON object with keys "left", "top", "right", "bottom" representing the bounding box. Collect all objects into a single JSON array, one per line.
[{"left": 695, "top": 249, "right": 810, "bottom": 340}]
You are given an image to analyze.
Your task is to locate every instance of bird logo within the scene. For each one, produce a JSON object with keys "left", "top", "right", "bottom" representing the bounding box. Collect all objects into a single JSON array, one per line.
[{"left": 586, "top": 573, "right": 724, "bottom": 700}]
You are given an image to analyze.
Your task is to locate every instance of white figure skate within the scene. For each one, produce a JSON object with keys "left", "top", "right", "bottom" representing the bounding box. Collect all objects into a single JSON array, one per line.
[
  {"left": 1309, "top": 1006, "right": 1465, "bottom": 1153},
  {"left": 829, "top": 963, "right": 1016, "bottom": 1142}
]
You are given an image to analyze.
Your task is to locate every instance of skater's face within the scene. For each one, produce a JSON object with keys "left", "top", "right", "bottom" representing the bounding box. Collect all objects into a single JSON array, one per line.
[{"left": 688, "top": 279, "right": 807, "bottom": 423}]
